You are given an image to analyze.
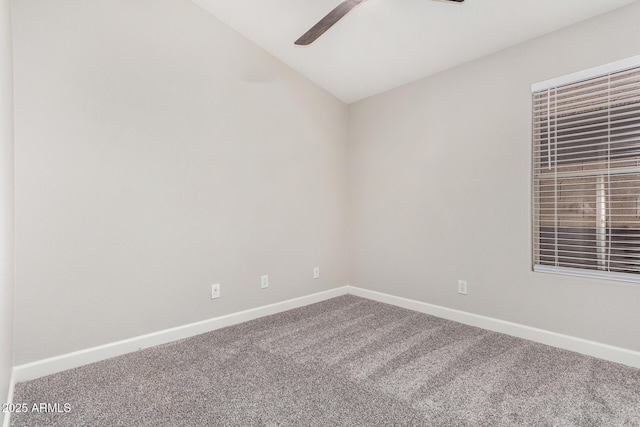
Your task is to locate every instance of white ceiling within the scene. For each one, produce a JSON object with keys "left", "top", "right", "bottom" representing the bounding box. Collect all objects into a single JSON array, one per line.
[{"left": 192, "top": 0, "right": 638, "bottom": 104}]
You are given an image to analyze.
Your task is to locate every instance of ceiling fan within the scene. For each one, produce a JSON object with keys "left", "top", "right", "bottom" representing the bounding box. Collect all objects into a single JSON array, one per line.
[{"left": 295, "top": 0, "right": 464, "bottom": 46}]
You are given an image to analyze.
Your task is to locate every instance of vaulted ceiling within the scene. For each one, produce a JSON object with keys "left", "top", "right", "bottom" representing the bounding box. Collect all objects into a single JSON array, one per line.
[{"left": 193, "top": 0, "right": 638, "bottom": 103}]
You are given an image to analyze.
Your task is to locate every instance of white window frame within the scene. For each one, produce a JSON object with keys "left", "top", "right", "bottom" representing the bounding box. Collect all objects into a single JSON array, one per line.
[{"left": 532, "top": 55, "right": 640, "bottom": 284}]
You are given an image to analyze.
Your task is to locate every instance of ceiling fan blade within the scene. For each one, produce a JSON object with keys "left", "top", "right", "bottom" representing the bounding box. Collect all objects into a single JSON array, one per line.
[{"left": 295, "top": 0, "right": 365, "bottom": 46}]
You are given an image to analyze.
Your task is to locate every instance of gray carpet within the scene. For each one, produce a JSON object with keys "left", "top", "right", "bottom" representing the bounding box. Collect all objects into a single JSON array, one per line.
[{"left": 11, "top": 295, "right": 640, "bottom": 426}]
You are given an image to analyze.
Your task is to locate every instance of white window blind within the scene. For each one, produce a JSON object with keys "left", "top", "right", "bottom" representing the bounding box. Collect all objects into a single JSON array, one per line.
[{"left": 532, "top": 60, "right": 640, "bottom": 283}]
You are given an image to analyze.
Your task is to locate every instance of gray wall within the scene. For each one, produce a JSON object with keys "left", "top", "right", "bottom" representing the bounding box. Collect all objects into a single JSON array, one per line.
[
  {"left": 12, "top": 0, "right": 349, "bottom": 364},
  {"left": 349, "top": 2, "right": 640, "bottom": 352},
  {"left": 12, "top": 0, "right": 640, "bottom": 368},
  {"left": 0, "top": 0, "right": 14, "bottom": 420}
]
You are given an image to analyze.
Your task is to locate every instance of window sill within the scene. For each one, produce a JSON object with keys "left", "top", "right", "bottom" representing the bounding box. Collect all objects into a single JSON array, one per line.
[{"left": 534, "top": 264, "right": 640, "bottom": 285}]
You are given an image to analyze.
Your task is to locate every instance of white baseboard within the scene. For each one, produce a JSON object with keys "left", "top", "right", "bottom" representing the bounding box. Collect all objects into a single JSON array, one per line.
[
  {"left": 346, "top": 285, "right": 640, "bottom": 369},
  {"left": 13, "top": 286, "right": 350, "bottom": 383},
  {"left": 12, "top": 284, "right": 640, "bottom": 386},
  {"left": 2, "top": 369, "right": 15, "bottom": 427}
]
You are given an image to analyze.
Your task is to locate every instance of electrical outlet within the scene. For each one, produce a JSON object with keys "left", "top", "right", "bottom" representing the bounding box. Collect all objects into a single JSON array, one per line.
[
  {"left": 211, "top": 283, "right": 220, "bottom": 299},
  {"left": 458, "top": 280, "right": 468, "bottom": 295},
  {"left": 261, "top": 274, "right": 269, "bottom": 289},
  {"left": 313, "top": 267, "right": 320, "bottom": 279}
]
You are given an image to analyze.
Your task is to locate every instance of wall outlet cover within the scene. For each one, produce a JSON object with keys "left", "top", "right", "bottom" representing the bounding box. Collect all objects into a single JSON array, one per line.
[
  {"left": 458, "top": 280, "right": 468, "bottom": 295},
  {"left": 211, "top": 283, "right": 220, "bottom": 299}
]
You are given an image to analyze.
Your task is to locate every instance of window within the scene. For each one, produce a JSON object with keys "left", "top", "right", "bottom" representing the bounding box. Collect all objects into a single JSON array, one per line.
[{"left": 532, "top": 57, "right": 640, "bottom": 283}]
